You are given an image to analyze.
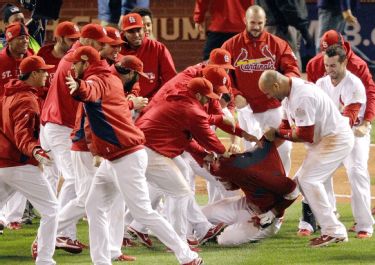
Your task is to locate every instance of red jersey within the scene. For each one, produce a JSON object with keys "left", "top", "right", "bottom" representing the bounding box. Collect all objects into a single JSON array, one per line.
[
  {"left": 222, "top": 30, "right": 300, "bottom": 113},
  {"left": 37, "top": 44, "right": 61, "bottom": 89},
  {"left": 120, "top": 37, "right": 176, "bottom": 99},
  {"left": 210, "top": 140, "right": 296, "bottom": 215},
  {"left": 41, "top": 42, "right": 82, "bottom": 128},
  {"left": 0, "top": 79, "right": 40, "bottom": 167},
  {"left": 306, "top": 41, "right": 375, "bottom": 122},
  {"left": 136, "top": 91, "right": 226, "bottom": 158},
  {"left": 0, "top": 47, "right": 33, "bottom": 99},
  {"left": 193, "top": 0, "right": 253, "bottom": 33},
  {"left": 71, "top": 60, "right": 145, "bottom": 161}
]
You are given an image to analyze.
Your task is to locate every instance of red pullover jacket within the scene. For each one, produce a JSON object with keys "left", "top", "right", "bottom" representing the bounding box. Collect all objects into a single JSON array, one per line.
[
  {"left": 193, "top": 0, "right": 253, "bottom": 33},
  {"left": 0, "top": 79, "right": 40, "bottom": 167},
  {"left": 222, "top": 30, "right": 300, "bottom": 113},
  {"left": 120, "top": 37, "right": 176, "bottom": 99},
  {"left": 71, "top": 60, "right": 145, "bottom": 161},
  {"left": 306, "top": 41, "right": 375, "bottom": 122},
  {"left": 136, "top": 91, "right": 226, "bottom": 159},
  {"left": 41, "top": 41, "right": 82, "bottom": 128},
  {"left": 0, "top": 47, "right": 33, "bottom": 99}
]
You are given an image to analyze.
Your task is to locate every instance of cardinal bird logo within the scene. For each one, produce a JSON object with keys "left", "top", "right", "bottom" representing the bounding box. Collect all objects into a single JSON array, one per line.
[{"left": 234, "top": 45, "right": 276, "bottom": 73}]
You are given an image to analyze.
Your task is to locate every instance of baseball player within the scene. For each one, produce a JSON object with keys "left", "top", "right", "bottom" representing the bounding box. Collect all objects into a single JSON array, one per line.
[
  {"left": 0, "top": 55, "right": 58, "bottom": 264},
  {"left": 39, "top": 23, "right": 113, "bottom": 249},
  {"left": 301, "top": 29, "right": 375, "bottom": 236},
  {"left": 120, "top": 13, "right": 176, "bottom": 99},
  {"left": 130, "top": 7, "right": 156, "bottom": 40},
  {"left": 100, "top": 26, "right": 125, "bottom": 65},
  {"left": 202, "top": 139, "right": 298, "bottom": 245},
  {"left": 221, "top": 5, "right": 301, "bottom": 176},
  {"left": 0, "top": 22, "right": 33, "bottom": 232},
  {"left": 65, "top": 46, "right": 203, "bottom": 265},
  {"left": 260, "top": 70, "right": 354, "bottom": 247},
  {"left": 301, "top": 45, "right": 373, "bottom": 238}
]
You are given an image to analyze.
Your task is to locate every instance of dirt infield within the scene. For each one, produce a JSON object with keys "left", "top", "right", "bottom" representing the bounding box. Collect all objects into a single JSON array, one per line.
[{"left": 195, "top": 141, "right": 375, "bottom": 204}]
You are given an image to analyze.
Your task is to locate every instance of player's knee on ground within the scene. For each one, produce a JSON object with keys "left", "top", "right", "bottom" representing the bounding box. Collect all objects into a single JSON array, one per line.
[
  {"left": 217, "top": 222, "right": 259, "bottom": 246},
  {"left": 284, "top": 186, "right": 299, "bottom": 201}
]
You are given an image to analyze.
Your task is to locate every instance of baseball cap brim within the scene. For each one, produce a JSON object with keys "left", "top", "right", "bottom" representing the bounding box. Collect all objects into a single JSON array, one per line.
[
  {"left": 214, "top": 85, "right": 229, "bottom": 94},
  {"left": 123, "top": 25, "right": 143, "bottom": 31},
  {"left": 40, "top": 64, "right": 55, "bottom": 70},
  {"left": 208, "top": 63, "right": 235, "bottom": 70},
  {"left": 109, "top": 39, "right": 125, "bottom": 46},
  {"left": 64, "top": 32, "right": 81, "bottom": 39},
  {"left": 206, "top": 91, "right": 220, "bottom": 100},
  {"left": 97, "top": 35, "right": 116, "bottom": 44},
  {"left": 136, "top": 71, "right": 149, "bottom": 79}
]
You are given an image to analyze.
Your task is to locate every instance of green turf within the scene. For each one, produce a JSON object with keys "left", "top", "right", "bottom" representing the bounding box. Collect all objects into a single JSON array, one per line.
[{"left": 1, "top": 195, "right": 375, "bottom": 265}]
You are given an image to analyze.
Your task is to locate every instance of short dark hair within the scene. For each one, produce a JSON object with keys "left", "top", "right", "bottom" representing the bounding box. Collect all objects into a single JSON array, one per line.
[
  {"left": 325, "top": 44, "right": 347, "bottom": 63},
  {"left": 130, "top": 7, "right": 153, "bottom": 19},
  {"left": 19, "top": 72, "right": 31, "bottom": 81}
]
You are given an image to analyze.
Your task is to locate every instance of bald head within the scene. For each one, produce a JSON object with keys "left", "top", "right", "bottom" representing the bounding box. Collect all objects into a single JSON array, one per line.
[
  {"left": 245, "top": 5, "right": 266, "bottom": 38},
  {"left": 259, "top": 70, "right": 289, "bottom": 101}
]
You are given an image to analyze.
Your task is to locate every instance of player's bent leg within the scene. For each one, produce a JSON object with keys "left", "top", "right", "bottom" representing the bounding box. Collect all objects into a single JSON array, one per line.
[{"left": 111, "top": 150, "right": 198, "bottom": 264}]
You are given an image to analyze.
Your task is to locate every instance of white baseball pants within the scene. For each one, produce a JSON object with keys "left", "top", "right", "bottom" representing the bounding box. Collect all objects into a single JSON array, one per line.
[
  {"left": 202, "top": 196, "right": 281, "bottom": 245},
  {"left": 85, "top": 149, "right": 197, "bottom": 265},
  {"left": 2, "top": 191, "right": 27, "bottom": 224},
  {"left": 57, "top": 151, "right": 96, "bottom": 239},
  {"left": 295, "top": 129, "right": 354, "bottom": 238},
  {"left": 0, "top": 165, "right": 58, "bottom": 265}
]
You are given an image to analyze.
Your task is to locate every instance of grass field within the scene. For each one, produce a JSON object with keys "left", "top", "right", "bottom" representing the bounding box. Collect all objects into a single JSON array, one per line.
[{"left": 1, "top": 195, "right": 375, "bottom": 265}]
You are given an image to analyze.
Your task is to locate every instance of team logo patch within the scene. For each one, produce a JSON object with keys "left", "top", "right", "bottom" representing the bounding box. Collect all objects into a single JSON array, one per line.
[
  {"left": 129, "top": 16, "right": 136, "bottom": 23},
  {"left": 224, "top": 54, "right": 230, "bottom": 63},
  {"left": 115, "top": 30, "right": 121, "bottom": 38},
  {"left": 81, "top": 55, "right": 89, "bottom": 61},
  {"left": 322, "top": 41, "right": 328, "bottom": 50},
  {"left": 103, "top": 27, "right": 107, "bottom": 35},
  {"left": 6, "top": 32, "right": 12, "bottom": 38},
  {"left": 222, "top": 76, "right": 227, "bottom": 85},
  {"left": 74, "top": 25, "right": 79, "bottom": 32},
  {"left": 234, "top": 46, "right": 276, "bottom": 73},
  {"left": 295, "top": 107, "right": 306, "bottom": 117}
]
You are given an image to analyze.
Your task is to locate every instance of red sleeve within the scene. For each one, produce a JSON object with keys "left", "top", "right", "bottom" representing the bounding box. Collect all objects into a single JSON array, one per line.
[
  {"left": 193, "top": 0, "right": 209, "bottom": 23},
  {"left": 73, "top": 77, "right": 105, "bottom": 102},
  {"left": 278, "top": 41, "right": 301, "bottom": 78},
  {"left": 216, "top": 121, "right": 243, "bottom": 137},
  {"left": 355, "top": 63, "right": 375, "bottom": 122},
  {"left": 159, "top": 45, "right": 177, "bottom": 87},
  {"left": 306, "top": 60, "right": 315, "bottom": 82},
  {"left": 279, "top": 119, "right": 291, "bottom": 130},
  {"left": 189, "top": 107, "right": 226, "bottom": 155},
  {"left": 277, "top": 125, "right": 314, "bottom": 143},
  {"left": 11, "top": 98, "right": 40, "bottom": 156},
  {"left": 208, "top": 114, "right": 223, "bottom": 124},
  {"left": 185, "top": 139, "right": 209, "bottom": 166},
  {"left": 343, "top": 103, "right": 361, "bottom": 127}
]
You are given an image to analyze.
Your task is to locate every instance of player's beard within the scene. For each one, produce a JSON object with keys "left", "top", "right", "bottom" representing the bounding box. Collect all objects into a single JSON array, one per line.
[{"left": 123, "top": 74, "right": 139, "bottom": 93}]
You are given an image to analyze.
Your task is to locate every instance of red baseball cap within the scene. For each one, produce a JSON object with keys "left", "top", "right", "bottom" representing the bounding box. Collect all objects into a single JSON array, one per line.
[
  {"left": 188, "top": 77, "right": 219, "bottom": 100},
  {"left": 202, "top": 66, "right": 229, "bottom": 94},
  {"left": 105, "top": 26, "right": 125, "bottom": 46},
  {"left": 5, "top": 22, "right": 29, "bottom": 42},
  {"left": 208, "top": 48, "right": 235, "bottom": 70},
  {"left": 65, "top": 46, "right": 101, "bottom": 64},
  {"left": 81, "top": 23, "right": 113, "bottom": 43},
  {"left": 122, "top": 13, "right": 143, "bottom": 31},
  {"left": 320, "top": 30, "right": 345, "bottom": 52},
  {"left": 19, "top": 55, "right": 54, "bottom": 74},
  {"left": 55, "top": 21, "right": 81, "bottom": 39},
  {"left": 118, "top": 55, "right": 149, "bottom": 79}
]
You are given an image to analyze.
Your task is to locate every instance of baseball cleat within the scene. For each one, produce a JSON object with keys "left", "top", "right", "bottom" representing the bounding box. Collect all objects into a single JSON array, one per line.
[
  {"left": 297, "top": 229, "right": 312, "bottom": 237},
  {"left": 199, "top": 222, "right": 226, "bottom": 245},
  {"left": 55, "top": 236, "right": 83, "bottom": 254},
  {"left": 309, "top": 235, "right": 348, "bottom": 247},
  {"left": 356, "top": 231, "right": 372, "bottom": 239},
  {"left": 31, "top": 238, "right": 38, "bottom": 260},
  {"left": 112, "top": 253, "right": 137, "bottom": 261},
  {"left": 187, "top": 237, "right": 200, "bottom": 247},
  {"left": 182, "top": 257, "right": 204, "bottom": 265},
  {"left": 8, "top": 222, "right": 22, "bottom": 230},
  {"left": 348, "top": 223, "right": 356, "bottom": 233},
  {"left": 128, "top": 226, "right": 153, "bottom": 247},
  {"left": 122, "top": 237, "right": 137, "bottom": 247}
]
